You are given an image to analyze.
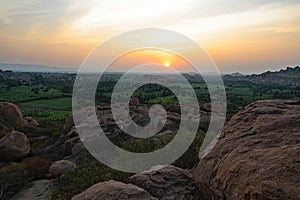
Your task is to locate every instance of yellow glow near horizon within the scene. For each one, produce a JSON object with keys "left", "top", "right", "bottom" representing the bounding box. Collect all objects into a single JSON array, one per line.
[{"left": 164, "top": 62, "right": 171, "bottom": 68}]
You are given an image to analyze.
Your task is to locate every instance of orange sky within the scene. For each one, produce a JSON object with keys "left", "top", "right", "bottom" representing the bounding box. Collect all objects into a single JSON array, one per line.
[{"left": 0, "top": 0, "right": 299, "bottom": 73}]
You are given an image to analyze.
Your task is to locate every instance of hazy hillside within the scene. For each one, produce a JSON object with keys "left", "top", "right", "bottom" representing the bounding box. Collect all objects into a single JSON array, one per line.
[
  {"left": 0, "top": 63, "right": 76, "bottom": 73},
  {"left": 226, "top": 66, "right": 300, "bottom": 86}
]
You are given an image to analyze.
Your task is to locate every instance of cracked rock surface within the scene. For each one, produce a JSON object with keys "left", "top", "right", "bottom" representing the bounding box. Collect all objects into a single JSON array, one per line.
[{"left": 192, "top": 100, "right": 300, "bottom": 200}]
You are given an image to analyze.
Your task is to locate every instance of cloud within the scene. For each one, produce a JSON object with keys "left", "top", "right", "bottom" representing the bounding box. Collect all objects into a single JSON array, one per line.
[
  {"left": 0, "top": 0, "right": 91, "bottom": 38},
  {"left": 0, "top": 0, "right": 299, "bottom": 72}
]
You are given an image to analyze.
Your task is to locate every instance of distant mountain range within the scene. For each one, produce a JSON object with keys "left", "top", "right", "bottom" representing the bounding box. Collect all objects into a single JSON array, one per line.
[
  {"left": 226, "top": 66, "right": 300, "bottom": 86},
  {"left": 0, "top": 63, "right": 76, "bottom": 73},
  {"left": 0, "top": 63, "right": 299, "bottom": 84}
]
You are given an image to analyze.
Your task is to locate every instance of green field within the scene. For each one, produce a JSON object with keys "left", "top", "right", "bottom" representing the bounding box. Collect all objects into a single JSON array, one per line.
[
  {"left": 18, "top": 97, "right": 72, "bottom": 110},
  {"left": 0, "top": 86, "right": 67, "bottom": 103}
]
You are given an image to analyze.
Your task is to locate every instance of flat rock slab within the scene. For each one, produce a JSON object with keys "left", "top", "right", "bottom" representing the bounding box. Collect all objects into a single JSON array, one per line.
[
  {"left": 11, "top": 179, "right": 58, "bottom": 200},
  {"left": 128, "top": 165, "right": 202, "bottom": 200}
]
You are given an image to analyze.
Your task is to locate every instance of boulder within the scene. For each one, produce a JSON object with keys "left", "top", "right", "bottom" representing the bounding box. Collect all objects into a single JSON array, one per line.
[
  {"left": 129, "top": 97, "right": 141, "bottom": 106},
  {"left": 49, "top": 160, "right": 75, "bottom": 178},
  {"left": 71, "top": 142, "right": 87, "bottom": 157},
  {"left": 24, "top": 117, "right": 39, "bottom": 126},
  {"left": 192, "top": 100, "right": 300, "bottom": 199},
  {"left": 63, "top": 115, "right": 74, "bottom": 133},
  {"left": 22, "top": 157, "right": 51, "bottom": 179},
  {"left": 71, "top": 180, "right": 157, "bottom": 200},
  {"left": 0, "top": 102, "right": 26, "bottom": 131},
  {"left": 0, "top": 119, "right": 14, "bottom": 135},
  {"left": 200, "top": 103, "right": 212, "bottom": 112},
  {"left": 128, "top": 165, "right": 202, "bottom": 200},
  {"left": 199, "top": 111, "right": 211, "bottom": 131},
  {"left": 166, "top": 104, "right": 181, "bottom": 114},
  {"left": 0, "top": 131, "right": 30, "bottom": 161}
]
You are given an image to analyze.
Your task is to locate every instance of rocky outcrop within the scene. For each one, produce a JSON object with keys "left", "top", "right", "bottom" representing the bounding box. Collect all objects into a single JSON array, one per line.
[
  {"left": 0, "top": 131, "right": 30, "bottom": 161},
  {"left": 0, "top": 102, "right": 26, "bottom": 133},
  {"left": 71, "top": 180, "right": 157, "bottom": 200},
  {"left": 62, "top": 103, "right": 216, "bottom": 152},
  {"left": 49, "top": 160, "right": 75, "bottom": 178},
  {"left": 128, "top": 165, "right": 202, "bottom": 200},
  {"left": 192, "top": 100, "right": 300, "bottom": 199}
]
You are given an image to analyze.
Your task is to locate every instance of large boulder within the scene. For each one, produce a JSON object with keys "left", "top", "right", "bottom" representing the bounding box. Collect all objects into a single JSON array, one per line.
[
  {"left": 71, "top": 180, "right": 157, "bottom": 200},
  {"left": 128, "top": 165, "right": 202, "bottom": 200},
  {"left": 192, "top": 100, "right": 300, "bottom": 199},
  {"left": 0, "top": 102, "right": 26, "bottom": 132},
  {"left": 49, "top": 160, "right": 76, "bottom": 178},
  {"left": 0, "top": 131, "right": 30, "bottom": 161}
]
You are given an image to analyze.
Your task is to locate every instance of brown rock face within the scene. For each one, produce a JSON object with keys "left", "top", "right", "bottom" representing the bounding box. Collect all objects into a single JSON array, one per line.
[
  {"left": 24, "top": 117, "right": 39, "bottom": 127},
  {"left": 0, "top": 102, "right": 26, "bottom": 132},
  {"left": 128, "top": 165, "right": 202, "bottom": 200},
  {"left": 129, "top": 97, "right": 141, "bottom": 106},
  {"left": 71, "top": 180, "right": 157, "bottom": 200},
  {"left": 0, "top": 131, "right": 30, "bottom": 161},
  {"left": 49, "top": 160, "right": 76, "bottom": 178},
  {"left": 63, "top": 115, "right": 74, "bottom": 133},
  {"left": 192, "top": 100, "right": 300, "bottom": 200}
]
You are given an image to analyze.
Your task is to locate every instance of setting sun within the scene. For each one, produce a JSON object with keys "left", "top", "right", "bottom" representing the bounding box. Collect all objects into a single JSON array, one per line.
[{"left": 164, "top": 62, "right": 171, "bottom": 68}]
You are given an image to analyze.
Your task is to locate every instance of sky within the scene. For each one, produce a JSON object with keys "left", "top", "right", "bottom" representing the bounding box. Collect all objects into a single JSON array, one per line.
[{"left": 0, "top": 0, "right": 299, "bottom": 73}]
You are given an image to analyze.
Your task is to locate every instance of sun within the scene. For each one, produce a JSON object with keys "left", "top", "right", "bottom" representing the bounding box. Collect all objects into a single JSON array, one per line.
[{"left": 164, "top": 62, "right": 171, "bottom": 67}]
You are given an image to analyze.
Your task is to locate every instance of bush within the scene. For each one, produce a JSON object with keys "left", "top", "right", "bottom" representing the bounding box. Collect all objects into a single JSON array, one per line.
[
  {"left": 121, "top": 131, "right": 205, "bottom": 169},
  {"left": 52, "top": 162, "right": 131, "bottom": 200},
  {"left": 51, "top": 131, "right": 205, "bottom": 199},
  {"left": 0, "top": 162, "right": 28, "bottom": 200},
  {"left": 173, "top": 131, "right": 205, "bottom": 168},
  {"left": 0, "top": 132, "right": 6, "bottom": 139},
  {"left": 121, "top": 134, "right": 174, "bottom": 153}
]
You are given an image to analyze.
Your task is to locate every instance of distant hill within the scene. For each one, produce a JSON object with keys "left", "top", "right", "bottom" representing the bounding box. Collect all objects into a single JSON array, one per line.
[
  {"left": 244, "top": 66, "right": 300, "bottom": 85},
  {"left": 229, "top": 72, "right": 245, "bottom": 77},
  {"left": 0, "top": 63, "right": 76, "bottom": 73},
  {"left": 224, "top": 66, "right": 300, "bottom": 86}
]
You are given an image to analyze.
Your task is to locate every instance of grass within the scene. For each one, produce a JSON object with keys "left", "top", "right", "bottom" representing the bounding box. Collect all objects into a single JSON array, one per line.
[
  {"left": 51, "top": 131, "right": 205, "bottom": 199},
  {"left": 52, "top": 162, "right": 131, "bottom": 200},
  {"left": 22, "top": 108, "right": 71, "bottom": 121},
  {"left": 18, "top": 97, "right": 72, "bottom": 110},
  {"left": 0, "top": 86, "right": 67, "bottom": 103}
]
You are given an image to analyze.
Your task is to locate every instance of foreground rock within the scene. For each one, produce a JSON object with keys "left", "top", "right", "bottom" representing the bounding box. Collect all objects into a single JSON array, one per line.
[
  {"left": 11, "top": 179, "right": 57, "bottom": 200},
  {"left": 49, "top": 160, "right": 76, "bottom": 178},
  {"left": 193, "top": 100, "right": 300, "bottom": 199},
  {"left": 128, "top": 165, "right": 202, "bottom": 200},
  {"left": 0, "top": 131, "right": 30, "bottom": 161},
  {"left": 0, "top": 102, "right": 26, "bottom": 133},
  {"left": 71, "top": 180, "right": 157, "bottom": 200}
]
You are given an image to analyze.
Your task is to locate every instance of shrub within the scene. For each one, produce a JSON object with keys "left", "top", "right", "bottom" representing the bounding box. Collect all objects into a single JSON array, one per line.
[
  {"left": 52, "top": 162, "right": 131, "bottom": 200},
  {"left": 121, "top": 131, "right": 205, "bottom": 169},
  {"left": 0, "top": 162, "right": 28, "bottom": 200},
  {"left": 0, "top": 132, "right": 6, "bottom": 139}
]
